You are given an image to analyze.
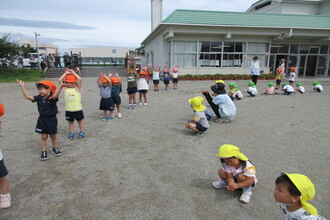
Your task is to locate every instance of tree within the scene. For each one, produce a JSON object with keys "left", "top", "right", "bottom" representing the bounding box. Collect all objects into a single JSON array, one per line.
[
  {"left": 0, "top": 33, "right": 19, "bottom": 59},
  {"left": 20, "top": 44, "right": 37, "bottom": 57}
]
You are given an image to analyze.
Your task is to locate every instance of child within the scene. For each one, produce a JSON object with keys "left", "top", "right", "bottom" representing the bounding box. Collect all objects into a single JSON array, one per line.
[
  {"left": 212, "top": 144, "right": 257, "bottom": 204},
  {"left": 58, "top": 68, "right": 85, "bottom": 139},
  {"left": 275, "top": 68, "right": 283, "bottom": 90},
  {"left": 201, "top": 81, "right": 236, "bottom": 123},
  {"left": 228, "top": 82, "right": 243, "bottom": 101},
  {"left": 0, "top": 103, "right": 11, "bottom": 209},
  {"left": 312, "top": 81, "right": 323, "bottom": 93},
  {"left": 247, "top": 81, "right": 258, "bottom": 97},
  {"left": 264, "top": 82, "right": 276, "bottom": 95},
  {"left": 281, "top": 83, "right": 294, "bottom": 95},
  {"left": 149, "top": 64, "right": 160, "bottom": 91},
  {"left": 288, "top": 67, "right": 296, "bottom": 87},
  {"left": 17, "top": 79, "right": 62, "bottom": 160},
  {"left": 185, "top": 96, "right": 209, "bottom": 135},
  {"left": 171, "top": 67, "right": 179, "bottom": 90},
  {"left": 296, "top": 82, "right": 305, "bottom": 94},
  {"left": 97, "top": 73, "right": 114, "bottom": 121},
  {"left": 274, "top": 172, "right": 327, "bottom": 219},
  {"left": 243, "top": 53, "right": 269, "bottom": 85},
  {"left": 126, "top": 61, "right": 138, "bottom": 109},
  {"left": 163, "top": 68, "right": 170, "bottom": 91},
  {"left": 110, "top": 73, "right": 122, "bottom": 118},
  {"left": 137, "top": 70, "right": 149, "bottom": 106}
]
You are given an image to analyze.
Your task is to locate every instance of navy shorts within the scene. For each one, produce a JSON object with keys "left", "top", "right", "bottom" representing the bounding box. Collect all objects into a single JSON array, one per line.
[
  {"left": 173, "top": 78, "right": 179, "bottom": 83},
  {"left": 276, "top": 79, "right": 281, "bottom": 85},
  {"left": 112, "top": 96, "right": 121, "bottom": 106},
  {"left": 65, "top": 110, "right": 85, "bottom": 122},
  {"left": 99, "top": 97, "right": 114, "bottom": 111},
  {"left": 139, "top": 89, "right": 148, "bottom": 94},
  {"left": 164, "top": 79, "right": 170, "bottom": 85},
  {"left": 0, "top": 159, "right": 9, "bottom": 178},
  {"left": 196, "top": 123, "right": 208, "bottom": 132},
  {"left": 35, "top": 116, "right": 57, "bottom": 134},
  {"left": 127, "top": 87, "right": 138, "bottom": 95},
  {"left": 153, "top": 80, "right": 160, "bottom": 85}
]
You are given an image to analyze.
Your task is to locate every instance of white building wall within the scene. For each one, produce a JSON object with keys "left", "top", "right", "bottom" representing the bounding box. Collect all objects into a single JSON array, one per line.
[{"left": 281, "top": 3, "right": 320, "bottom": 14}]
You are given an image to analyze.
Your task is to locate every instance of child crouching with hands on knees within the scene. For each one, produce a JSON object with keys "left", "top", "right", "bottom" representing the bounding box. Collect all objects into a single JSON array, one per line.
[
  {"left": 212, "top": 144, "right": 257, "bottom": 203},
  {"left": 274, "top": 172, "right": 327, "bottom": 219},
  {"left": 185, "top": 96, "right": 209, "bottom": 135}
]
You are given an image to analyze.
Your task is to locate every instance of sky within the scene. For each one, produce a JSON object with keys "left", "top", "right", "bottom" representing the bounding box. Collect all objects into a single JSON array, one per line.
[{"left": 0, "top": 0, "right": 257, "bottom": 53}]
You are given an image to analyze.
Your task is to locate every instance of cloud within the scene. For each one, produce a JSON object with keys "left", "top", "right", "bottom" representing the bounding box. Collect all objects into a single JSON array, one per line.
[{"left": 0, "top": 17, "right": 96, "bottom": 30}]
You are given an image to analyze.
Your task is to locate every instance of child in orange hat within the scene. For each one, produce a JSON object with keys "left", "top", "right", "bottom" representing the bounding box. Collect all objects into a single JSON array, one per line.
[
  {"left": 126, "top": 60, "right": 138, "bottom": 109},
  {"left": 0, "top": 103, "right": 11, "bottom": 209},
  {"left": 288, "top": 67, "right": 296, "bottom": 87},
  {"left": 58, "top": 68, "right": 85, "bottom": 139},
  {"left": 137, "top": 70, "right": 149, "bottom": 106},
  {"left": 16, "top": 79, "right": 63, "bottom": 160},
  {"left": 97, "top": 73, "right": 114, "bottom": 121},
  {"left": 110, "top": 73, "right": 122, "bottom": 119}
]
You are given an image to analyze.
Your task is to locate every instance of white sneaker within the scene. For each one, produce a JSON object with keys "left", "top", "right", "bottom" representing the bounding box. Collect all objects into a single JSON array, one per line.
[
  {"left": 118, "top": 113, "right": 122, "bottom": 118},
  {"left": 0, "top": 193, "right": 11, "bottom": 209},
  {"left": 239, "top": 191, "right": 252, "bottom": 203},
  {"left": 139, "top": 103, "right": 143, "bottom": 106},
  {"left": 144, "top": 103, "right": 148, "bottom": 106},
  {"left": 212, "top": 179, "right": 228, "bottom": 189}
]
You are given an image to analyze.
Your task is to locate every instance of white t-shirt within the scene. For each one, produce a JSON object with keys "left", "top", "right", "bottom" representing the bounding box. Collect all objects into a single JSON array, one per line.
[
  {"left": 172, "top": 73, "right": 178, "bottom": 79},
  {"left": 153, "top": 71, "right": 160, "bottom": 80},
  {"left": 279, "top": 203, "right": 327, "bottom": 220},
  {"left": 212, "top": 94, "right": 236, "bottom": 121},
  {"left": 289, "top": 72, "right": 296, "bottom": 81},
  {"left": 283, "top": 85, "right": 294, "bottom": 93},
  {"left": 315, "top": 85, "right": 323, "bottom": 92},
  {"left": 137, "top": 78, "right": 149, "bottom": 90},
  {"left": 222, "top": 160, "right": 258, "bottom": 184},
  {"left": 298, "top": 86, "right": 305, "bottom": 93},
  {"left": 248, "top": 87, "right": 258, "bottom": 95}
]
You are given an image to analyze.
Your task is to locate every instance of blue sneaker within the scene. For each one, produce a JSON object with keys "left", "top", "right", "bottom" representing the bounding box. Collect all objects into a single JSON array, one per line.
[
  {"left": 68, "top": 132, "right": 75, "bottom": 140},
  {"left": 102, "top": 117, "right": 107, "bottom": 121},
  {"left": 78, "top": 131, "right": 85, "bottom": 139},
  {"left": 108, "top": 117, "right": 114, "bottom": 122}
]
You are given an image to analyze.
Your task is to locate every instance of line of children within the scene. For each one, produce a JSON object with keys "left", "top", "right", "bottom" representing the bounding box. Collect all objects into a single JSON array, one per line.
[{"left": 185, "top": 96, "right": 209, "bottom": 135}]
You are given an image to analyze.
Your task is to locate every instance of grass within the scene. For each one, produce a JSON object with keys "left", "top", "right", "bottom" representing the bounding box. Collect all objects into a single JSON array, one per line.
[{"left": 0, "top": 68, "right": 44, "bottom": 83}]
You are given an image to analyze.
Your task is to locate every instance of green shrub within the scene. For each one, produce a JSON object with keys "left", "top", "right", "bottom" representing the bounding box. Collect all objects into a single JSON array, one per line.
[{"left": 0, "top": 68, "right": 44, "bottom": 83}]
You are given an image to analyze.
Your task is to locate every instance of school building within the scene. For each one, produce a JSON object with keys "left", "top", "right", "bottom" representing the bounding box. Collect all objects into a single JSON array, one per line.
[{"left": 141, "top": 0, "right": 330, "bottom": 77}]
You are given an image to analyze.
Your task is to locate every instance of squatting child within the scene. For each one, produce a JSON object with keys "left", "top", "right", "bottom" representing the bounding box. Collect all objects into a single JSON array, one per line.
[
  {"left": 247, "top": 81, "right": 258, "bottom": 97},
  {"left": 296, "top": 82, "right": 305, "bottom": 94},
  {"left": 312, "top": 81, "right": 323, "bottom": 93},
  {"left": 281, "top": 83, "right": 294, "bottom": 95},
  {"left": 264, "top": 82, "right": 276, "bottom": 95},
  {"left": 185, "top": 96, "right": 209, "bottom": 135}
]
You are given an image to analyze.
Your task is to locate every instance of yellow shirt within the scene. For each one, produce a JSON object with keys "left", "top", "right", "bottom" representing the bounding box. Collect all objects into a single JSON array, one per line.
[
  {"left": 276, "top": 72, "right": 282, "bottom": 80},
  {"left": 64, "top": 88, "right": 82, "bottom": 111}
]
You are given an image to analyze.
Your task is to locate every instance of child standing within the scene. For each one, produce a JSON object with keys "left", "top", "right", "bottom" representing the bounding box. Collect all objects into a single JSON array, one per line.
[
  {"left": 212, "top": 144, "right": 257, "bottom": 204},
  {"left": 171, "top": 67, "right": 179, "bottom": 90},
  {"left": 137, "top": 70, "right": 149, "bottom": 106},
  {"left": 312, "top": 81, "right": 323, "bottom": 93},
  {"left": 275, "top": 68, "right": 283, "bottom": 90},
  {"left": 274, "top": 172, "right": 327, "bottom": 219},
  {"left": 243, "top": 53, "right": 269, "bottom": 85},
  {"left": 185, "top": 96, "right": 209, "bottom": 135},
  {"left": 247, "top": 81, "right": 258, "bottom": 97},
  {"left": 110, "top": 73, "right": 122, "bottom": 118},
  {"left": 58, "top": 68, "right": 85, "bottom": 139},
  {"left": 97, "top": 73, "right": 114, "bottom": 121},
  {"left": 149, "top": 64, "right": 161, "bottom": 91},
  {"left": 288, "top": 67, "right": 297, "bottom": 87},
  {"left": 295, "top": 82, "right": 305, "bottom": 94},
  {"left": 126, "top": 61, "right": 138, "bottom": 109},
  {"left": 264, "top": 82, "right": 276, "bottom": 95},
  {"left": 163, "top": 68, "right": 170, "bottom": 91},
  {"left": 17, "top": 80, "right": 62, "bottom": 160},
  {"left": 281, "top": 83, "right": 294, "bottom": 95},
  {"left": 0, "top": 103, "right": 11, "bottom": 209}
]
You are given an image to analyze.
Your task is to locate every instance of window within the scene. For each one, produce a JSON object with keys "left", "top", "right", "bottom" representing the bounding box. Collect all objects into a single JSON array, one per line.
[{"left": 172, "top": 41, "right": 197, "bottom": 67}]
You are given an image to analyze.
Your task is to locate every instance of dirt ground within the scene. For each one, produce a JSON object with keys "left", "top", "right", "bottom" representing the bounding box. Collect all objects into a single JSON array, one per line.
[{"left": 0, "top": 74, "right": 329, "bottom": 220}]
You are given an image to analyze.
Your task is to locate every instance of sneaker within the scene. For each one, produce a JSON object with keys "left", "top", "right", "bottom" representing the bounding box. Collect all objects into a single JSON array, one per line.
[
  {"left": 212, "top": 179, "right": 228, "bottom": 189},
  {"left": 0, "top": 194, "right": 11, "bottom": 209},
  {"left": 127, "top": 104, "right": 132, "bottom": 109},
  {"left": 40, "top": 151, "right": 48, "bottom": 161},
  {"left": 102, "top": 117, "right": 108, "bottom": 121},
  {"left": 239, "top": 191, "right": 252, "bottom": 203},
  {"left": 78, "top": 131, "right": 85, "bottom": 139},
  {"left": 52, "top": 148, "right": 62, "bottom": 156},
  {"left": 118, "top": 113, "right": 122, "bottom": 118},
  {"left": 139, "top": 103, "right": 143, "bottom": 106},
  {"left": 108, "top": 117, "right": 114, "bottom": 122},
  {"left": 195, "top": 132, "right": 204, "bottom": 136},
  {"left": 68, "top": 132, "right": 75, "bottom": 139},
  {"left": 144, "top": 103, "right": 148, "bottom": 106}
]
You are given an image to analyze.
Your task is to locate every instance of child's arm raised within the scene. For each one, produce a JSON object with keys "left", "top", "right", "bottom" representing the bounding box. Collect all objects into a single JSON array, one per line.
[
  {"left": 70, "top": 69, "right": 82, "bottom": 89},
  {"left": 58, "top": 71, "right": 68, "bottom": 84},
  {"left": 243, "top": 55, "right": 252, "bottom": 62},
  {"left": 114, "top": 73, "right": 121, "bottom": 82},
  {"left": 52, "top": 82, "right": 65, "bottom": 99},
  {"left": 259, "top": 52, "right": 269, "bottom": 61},
  {"left": 16, "top": 79, "right": 34, "bottom": 101}
]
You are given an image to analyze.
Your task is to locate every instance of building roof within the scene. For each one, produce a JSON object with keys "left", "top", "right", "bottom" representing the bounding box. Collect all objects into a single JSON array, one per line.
[{"left": 162, "top": 9, "right": 330, "bottom": 29}]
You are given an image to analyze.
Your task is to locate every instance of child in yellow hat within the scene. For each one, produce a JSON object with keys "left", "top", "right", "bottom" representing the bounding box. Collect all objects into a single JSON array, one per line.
[
  {"left": 274, "top": 172, "right": 326, "bottom": 219},
  {"left": 185, "top": 96, "right": 209, "bottom": 135},
  {"left": 212, "top": 144, "right": 257, "bottom": 203}
]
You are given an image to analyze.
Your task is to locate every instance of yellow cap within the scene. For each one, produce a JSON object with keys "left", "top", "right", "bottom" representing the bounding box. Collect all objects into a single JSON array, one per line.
[
  {"left": 188, "top": 96, "right": 206, "bottom": 112},
  {"left": 215, "top": 80, "right": 225, "bottom": 85},
  {"left": 282, "top": 172, "right": 318, "bottom": 216},
  {"left": 216, "top": 144, "right": 248, "bottom": 161}
]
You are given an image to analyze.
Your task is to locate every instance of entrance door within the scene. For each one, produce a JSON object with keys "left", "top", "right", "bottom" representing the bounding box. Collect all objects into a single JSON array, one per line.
[
  {"left": 298, "top": 55, "right": 306, "bottom": 77},
  {"left": 305, "top": 55, "right": 317, "bottom": 77}
]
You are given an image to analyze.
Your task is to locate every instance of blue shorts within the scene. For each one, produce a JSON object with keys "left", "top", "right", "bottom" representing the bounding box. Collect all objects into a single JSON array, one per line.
[
  {"left": 153, "top": 80, "right": 160, "bottom": 84},
  {"left": 0, "top": 159, "right": 8, "bottom": 178},
  {"left": 65, "top": 110, "right": 85, "bottom": 122},
  {"left": 196, "top": 123, "right": 208, "bottom": 132},
  {"left": 139, "top": 89, "right": 148, "bottom": 94},
  {"left": 99, "top": 97, "right": 114, "bottom": 111},
  {"left": 112, "top": 96, "right": 121, "bottom": 106},
  {"left": 163, "top": 79, "right": 170, "bottom": 85},
  {"left": 127, "top": 87, "right": 138, "bottom": 95},
  {"left": 173, "top": 78, "right": 178, "bottom": 83},
  {"left": 35, "top": 115, "right": 57, "bottom": 134}
]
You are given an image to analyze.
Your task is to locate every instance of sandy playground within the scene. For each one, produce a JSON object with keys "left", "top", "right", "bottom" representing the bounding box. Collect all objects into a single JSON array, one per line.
[{"left": 0, "top": 74, "right": 329, "bottom": 219}]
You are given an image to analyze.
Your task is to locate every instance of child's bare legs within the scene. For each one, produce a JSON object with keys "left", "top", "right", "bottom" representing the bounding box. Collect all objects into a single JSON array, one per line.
[
  {"left": 103, "top": 110, "right": 108, "bottom": 117},
  {"left": 116, "top": 105, "right": 121, "bottom": 114},
  {"left": 0, "top": 175, "right": 11, "bottom": 209},
  {"left": 77, "top": 120, "right": 84, "bottom": 132},
  {"left": 185, "top": 122, "right": 200, "bottom": 133},
  {"left": 49, "top": 134, "right": 58, "bottom": 147},
  {"left": 139, "top": 93, "right": 143, "bottom": 104},
  {"left": 0, "top": 177, "right": 9, "bottom": 195},
  {"left": 143, "top": 93, "right": 147, "bottom": 104},
  {"left": 173, "top": 82, "right": 177, "bottom": 89},
  {"left": 40, "top": 134, "right": 48, "bottom": 151},
  {"left": 109, "top": 110, "right": 115, "bottom": 118}
]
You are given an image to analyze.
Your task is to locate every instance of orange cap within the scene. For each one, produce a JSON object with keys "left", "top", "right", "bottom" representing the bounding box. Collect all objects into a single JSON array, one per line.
[
  {"left": 101, "top": 77, "right": 109, "bottom": 83},
  {"left": 277, "top": 68, "right": 283, "bottom": 73},
  {"left": 290, "top": 67, "right": 296, "bottom": 71},
  {"left": 140, "top": 71, "right": 146, "bottom": 75},
  {"left": 36, "top": 81, "right": 56, "bottom": 94},
  {"left": 0, "top": 103, "right": 5, "bottom": 117},
  {"left": 110, "top": 77, "right": 120, "bottom": 83},
  {"left": 65, "top": 74, "right": 77, "bottom": 83}
]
